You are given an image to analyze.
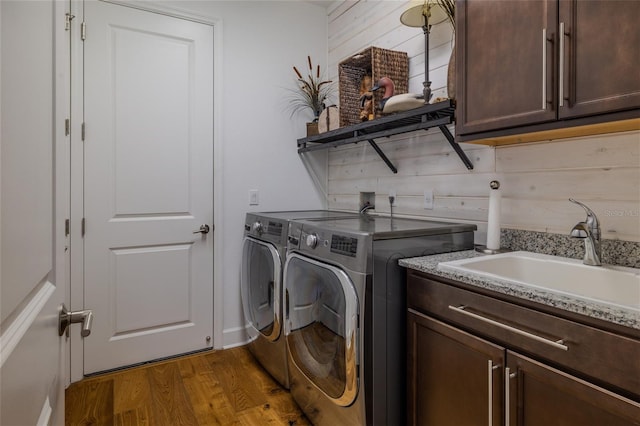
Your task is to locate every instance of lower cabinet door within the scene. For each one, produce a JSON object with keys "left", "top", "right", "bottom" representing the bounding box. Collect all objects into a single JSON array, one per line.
[
  {"left": 506, "top": 350, "right": 640, "bottom": 426},
  {"left": 407, "top": 309, "right": 504, "bottom": 426}
]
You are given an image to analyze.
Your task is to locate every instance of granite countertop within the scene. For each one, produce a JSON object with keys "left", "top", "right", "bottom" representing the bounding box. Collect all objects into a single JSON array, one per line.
[{"left": 399, "top": 250, "right": 640, "bottom": 330}]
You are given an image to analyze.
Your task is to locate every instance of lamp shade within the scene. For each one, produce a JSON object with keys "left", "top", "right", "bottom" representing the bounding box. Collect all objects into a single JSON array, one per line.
[{"left": 400, "top": 1, "right": 448, "bottom": 28}]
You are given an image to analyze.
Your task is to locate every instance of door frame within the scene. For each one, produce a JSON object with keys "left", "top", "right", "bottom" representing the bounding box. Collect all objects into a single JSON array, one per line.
[
  {"left": 68, "top": 0, "right": 224, "bottom": 382},
  {"left": 58, "top": 0, "right": 73, "bottom": 392}
]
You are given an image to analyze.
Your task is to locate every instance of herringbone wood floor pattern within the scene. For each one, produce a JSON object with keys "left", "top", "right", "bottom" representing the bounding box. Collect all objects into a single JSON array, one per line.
[{"left": 65, "top": 346, "right": 310, "bottom": 425}]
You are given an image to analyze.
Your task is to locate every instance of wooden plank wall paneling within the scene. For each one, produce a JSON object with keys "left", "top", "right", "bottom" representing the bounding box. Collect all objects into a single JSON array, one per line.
[
  {"left": 328, "top": 0, "right": 454, "bottom": 98},
  {"left": 326, "top": 1, "right": 640, "bottom": 243}
]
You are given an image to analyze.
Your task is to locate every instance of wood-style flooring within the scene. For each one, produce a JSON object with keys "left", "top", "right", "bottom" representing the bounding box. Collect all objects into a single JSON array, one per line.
[{"left": 65, "top": 346, "right": 310, "bottom": 426}]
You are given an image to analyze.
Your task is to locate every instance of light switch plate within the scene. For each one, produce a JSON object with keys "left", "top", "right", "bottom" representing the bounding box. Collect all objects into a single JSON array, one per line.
[
  {"left": 423, "top": 189, "right": 434, "bottom": 210},
  {"left": 249, "top": 189, "right": 259, "bottom": 206}
]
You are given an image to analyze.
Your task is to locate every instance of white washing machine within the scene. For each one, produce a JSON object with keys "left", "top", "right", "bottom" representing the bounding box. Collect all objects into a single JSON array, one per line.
[
  {"left": 240, "top": 210, "right": 358, "bottom": 389},
  {"left": 284, "top": 216, "right": 476, "bottom": 425}
]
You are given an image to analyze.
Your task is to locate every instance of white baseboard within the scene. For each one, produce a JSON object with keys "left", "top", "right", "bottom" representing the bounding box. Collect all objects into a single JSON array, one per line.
[
  {"left": 36, "top": 396, "right": 52, "bottom": 426},
  {"left": 222, "top": 324, "right": 249, "bottom": 349}
]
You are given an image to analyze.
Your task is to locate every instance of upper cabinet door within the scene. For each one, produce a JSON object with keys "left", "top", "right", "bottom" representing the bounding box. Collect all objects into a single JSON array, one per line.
[
  {"left": 558, "top": 0, "right": 640, "bottom": 119},
  {"left": 456, "top": 0, "right": 557, "bottom": 135}
]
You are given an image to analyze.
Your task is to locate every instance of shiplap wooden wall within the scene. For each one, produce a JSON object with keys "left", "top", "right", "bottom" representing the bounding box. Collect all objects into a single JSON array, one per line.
[{"left": 326, "top": 1, "right": 640, "bottom": 243}]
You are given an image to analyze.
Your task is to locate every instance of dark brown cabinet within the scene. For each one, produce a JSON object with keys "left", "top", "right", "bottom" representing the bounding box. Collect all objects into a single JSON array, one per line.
[
  {"left": 408, "top": 311, "right": 504, "bottom": 426},
  {"left": 506, "top": 351, "right": 640, "bottom": 426},
  {"left": 557, "top": 1, "right": 640, "bottom": 120},
  {"left": 456, "top": 0, "right": 640, "bottom": 142},
  {"left": 407, "top": 270, "right": 640, "bottom": 426},
  {"left": 456, "top": 0, "right": 557, "bottom": 135}
]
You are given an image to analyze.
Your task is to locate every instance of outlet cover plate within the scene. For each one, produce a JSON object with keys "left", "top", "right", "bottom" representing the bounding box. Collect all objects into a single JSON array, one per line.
[{"left": 389, "top": 189, "right": 397, "bottom": 206}]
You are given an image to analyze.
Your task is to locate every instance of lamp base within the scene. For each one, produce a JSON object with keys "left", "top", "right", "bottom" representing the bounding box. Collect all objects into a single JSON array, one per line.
[{"left": 422, "top": 81, "right": 432, "bottom": 104}]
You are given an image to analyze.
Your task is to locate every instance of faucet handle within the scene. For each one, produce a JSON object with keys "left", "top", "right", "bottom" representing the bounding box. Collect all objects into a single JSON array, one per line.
[
  {"left": 569, "top": 198, "right": 600, "bottom": 229},
  {"left": 569, "top": 198, "right": 593, "bottom": 214}
]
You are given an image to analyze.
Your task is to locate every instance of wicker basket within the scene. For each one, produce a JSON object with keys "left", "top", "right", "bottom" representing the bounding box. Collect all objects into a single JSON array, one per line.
[{"left": 338, "top": 47, "right": 409, "bottom": 127}]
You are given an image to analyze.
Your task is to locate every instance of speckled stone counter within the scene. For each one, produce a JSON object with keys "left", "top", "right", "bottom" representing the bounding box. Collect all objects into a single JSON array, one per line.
[{"left": 399, "top": 250, "right": 640, "bottom": 330}]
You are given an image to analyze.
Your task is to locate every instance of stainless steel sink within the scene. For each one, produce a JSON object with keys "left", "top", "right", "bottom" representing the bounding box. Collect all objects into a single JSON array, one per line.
[{"left": 437, "top": 251, "right": 640, "bottom": 311}]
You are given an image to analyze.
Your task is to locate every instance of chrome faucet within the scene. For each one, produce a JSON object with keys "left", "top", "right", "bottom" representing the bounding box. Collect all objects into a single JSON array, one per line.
[{"left": 569, "top": 198, "right": 601, "bottom": 266}]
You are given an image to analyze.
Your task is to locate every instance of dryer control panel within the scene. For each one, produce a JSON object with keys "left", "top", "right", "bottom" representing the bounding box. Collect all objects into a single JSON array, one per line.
[
  {"left": 330, "top": 235, "right": 358, "bottom": 257},
  {"left": 290, "top": 226, "right": 369, "bottom": 274}
]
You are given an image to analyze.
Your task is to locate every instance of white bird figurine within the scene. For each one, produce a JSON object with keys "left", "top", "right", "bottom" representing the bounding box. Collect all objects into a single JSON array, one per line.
[{"left": 371, "top": 76, "right": 424, "bottom": 114}]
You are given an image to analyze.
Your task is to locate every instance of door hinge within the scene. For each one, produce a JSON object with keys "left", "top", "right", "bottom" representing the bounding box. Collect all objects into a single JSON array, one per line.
[
  {"left": 81, "top": 218, "right": 86, "bottom": 237},
  {"left": 65, "top": 219, "right": 70, "bottom": 237},
  {"left": 65, "top": 13, "right": 75, "bottom": 31},
  {"left": 81, "top": 22, "right": 86, "bottom": 40},
  {"left": 81, "top": 122, "right": 86, "bottom": 141},
  {"left": 65, "top": 118, "right": 70, "bottom": 136}
]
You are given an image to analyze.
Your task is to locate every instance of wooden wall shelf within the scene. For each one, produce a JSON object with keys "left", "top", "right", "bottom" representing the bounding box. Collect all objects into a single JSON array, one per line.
[{"left": 296, "top": 100, "right": 473, "bottom": 173}]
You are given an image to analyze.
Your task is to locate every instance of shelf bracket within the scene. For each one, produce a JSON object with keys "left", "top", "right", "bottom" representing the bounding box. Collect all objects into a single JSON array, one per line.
[
  {"left": 367, "top": 139, "right": 398, "bottom": 174},
  {"left": 438, "top": 125, "right": 474, "bottom": 170},
  {"left": 296, "top": 101, "right": 471, "bottom": 173}
]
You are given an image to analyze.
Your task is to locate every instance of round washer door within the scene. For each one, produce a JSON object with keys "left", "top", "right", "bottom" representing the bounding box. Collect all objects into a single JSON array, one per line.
[
  {"left": 241, "top": 236, "right": 282, "bottom": 342},
  {"left": 284, "top": 253, "right": 359, "bottom": 407}
]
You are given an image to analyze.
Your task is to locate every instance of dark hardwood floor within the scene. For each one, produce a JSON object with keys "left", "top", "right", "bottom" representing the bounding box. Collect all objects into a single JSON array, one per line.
[{"left": 65, "top": 346, "right": 310, "bottom": 425}]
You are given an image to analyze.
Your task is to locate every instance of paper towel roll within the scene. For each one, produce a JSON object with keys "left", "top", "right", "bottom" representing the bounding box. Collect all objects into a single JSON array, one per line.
[{"left": 486, "top": 181, "right": 501, "bottom": 250}]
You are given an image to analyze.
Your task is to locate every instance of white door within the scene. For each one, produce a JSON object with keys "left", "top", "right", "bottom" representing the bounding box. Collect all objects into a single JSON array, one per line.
[
  {"left": 82, "top": 1, "right": 214, "bottom": 374},
  {"left": 1, "top": 0, "right": 69, "bottom": 424}
]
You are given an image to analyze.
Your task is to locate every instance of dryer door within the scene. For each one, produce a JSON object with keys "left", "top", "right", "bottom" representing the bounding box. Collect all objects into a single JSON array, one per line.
[
  {"left": 284, "top": 253, "right": 359, "bottom": 407},
  {"left": 241, "top": 237, "right": 282, "bottom": 342}
]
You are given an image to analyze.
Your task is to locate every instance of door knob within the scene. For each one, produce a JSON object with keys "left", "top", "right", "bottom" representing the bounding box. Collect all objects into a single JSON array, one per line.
[
  {"left": 59, "top": 304, "right": 93, "bottom": 337},
  {"left": 193, "top": 224, "right": 210, "bottom": 234}
]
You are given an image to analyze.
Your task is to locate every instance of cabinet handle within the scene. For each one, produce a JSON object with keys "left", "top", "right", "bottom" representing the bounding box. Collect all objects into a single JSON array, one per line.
[
  {"left": 448, "top": 305, "right": 569, "bottom": 350},
  {"left": 559, "top": 22, "right": 566, "bottom": 107},
  {"left": 504, "top": 367, "right": 516, "bottom": 426},
  {"left": 487, "top": 360, "right": 500, "bottom": 426},
  {"left": 542, "top": 28, "right": 547, "bottom": 110}
]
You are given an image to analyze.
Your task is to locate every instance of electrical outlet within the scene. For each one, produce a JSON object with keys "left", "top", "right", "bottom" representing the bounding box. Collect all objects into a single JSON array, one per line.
[
  {"left": 388, "top": 189, "right": 397, "bottom": 206},
  {"left": 249, "top": 189, "right": 259, "bottom": 206},
  {"left": 423, "top": 189, "right": 434, "bottom": 210}
]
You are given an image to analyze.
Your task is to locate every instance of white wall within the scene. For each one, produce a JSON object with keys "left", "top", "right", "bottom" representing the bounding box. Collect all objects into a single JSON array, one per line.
[
  {"left": 326, "top": 1, "right": 640, "bottom": 243},
  {"left": 161, "top": 1, "right": 330, "bottom": 346}
]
